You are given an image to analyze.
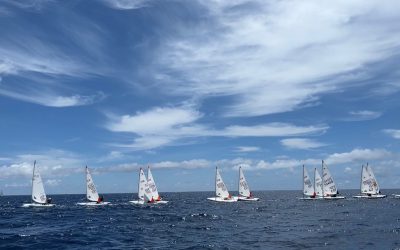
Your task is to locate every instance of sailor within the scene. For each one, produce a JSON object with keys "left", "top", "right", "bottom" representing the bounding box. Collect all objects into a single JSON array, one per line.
[
  {"left": 310, "top": 192, "right": 316, "bottom": 198},
  {"left": 97, "top": 195, "right": 104, "bottom": 203},
  {"left": 46, "top": 197, "right": 52, "bottom": 204}
]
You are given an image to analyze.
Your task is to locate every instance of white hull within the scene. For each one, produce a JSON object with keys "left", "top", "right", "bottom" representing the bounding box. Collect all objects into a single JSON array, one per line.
[
  {"left": 22, "top": 203, "right": 54, "bottom": 207},
  {"left": 298, "top": 196, "right": 324, "bottom": 200},
  {"left": 323, "top": 196, "right": 345, "bottom": 200},
  {"left": 207, "top": 197, "right": 238, "bottom": 202},
  {"left": 129, "top": 200, "right": 169, "bottom": 205},
  {"left": 393, "top": 194, "right": 400, "bottom": 198},
  {"left": 77, "top": 201, "right": 110, "bottom": 206},
  {"left": 237, "top": 196, "right": 260, "bottom": 201},
  {"left": 353, "top": 194, "right": 386, "bottom": 199}
]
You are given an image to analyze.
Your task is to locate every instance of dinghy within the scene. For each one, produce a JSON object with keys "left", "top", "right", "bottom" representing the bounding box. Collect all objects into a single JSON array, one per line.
[
  {"left": 77, "top": 166, "right": 110, "bottom": 206},
  {"left": 207, "top": 167, "right": 238, "bottom": 202},
  {"left": 353, "top": 164, "right": 386, "bottom": 199},
  {"left": 146, "top": 166, "right": 168, "bottom": 204},
  {"left": 237, "top": 166, "right": 259, "bottom": 201},
  {"left": 22, "top": 161, "right": 54, "bottom": 207},
  {"left": 321, "top": 161, "right": 345, "bottom": 200},
  {"left": 129, "top": 168, "right": 154, "bottom": 205},
  {"left": 299, "top": 165, "right": 322, "bottom": 200}
]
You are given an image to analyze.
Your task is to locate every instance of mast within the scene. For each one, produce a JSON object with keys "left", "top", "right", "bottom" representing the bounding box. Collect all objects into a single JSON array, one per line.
[
  {"left": 321, "top": 160, "right": 324, "bottom": 197},
  {"left": 215, "top": 166, "right": 217, "bottom": 201},
  {"left": 314, "top": 167, "right": 317, "bottom": 196},
  {"left": 138, "top": 168, "right": 141, "bottom": 200},
  {"left": 85, "top": 165, "right": 88, "bottom": 201},
  {"left": 238, "top": 166, "right": 241, "bottom": 197},
  {"left": 360, "top": 165, "right": 363, "bottom": 194},
  {"left": 302, "top": 165, "right": 304, "bottom": 198},
  {"left": 31, "top": 160, "right": 36, "bottom": 202}
]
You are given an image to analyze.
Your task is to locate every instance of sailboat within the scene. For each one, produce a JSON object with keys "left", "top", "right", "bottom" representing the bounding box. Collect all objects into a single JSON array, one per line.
[
  {"left": 314, "top": 168, "right": 323, "bottom": 198},
  {"left": 353, "top": 164, "right": 386, "bottom": 199},
  {"left": 207, "top": 167, "right": 238, "bottom": 202},
  {"left": 146, "top": 166, "right": 168, "bottom": 204},
  {"left": 77, "top": 166, "right": 110, "bottom": 206},
  {"left": 22, "top": 161, "right": 54, "bottom": 207},
  {"left": 237, "top": 166, "right": 259, "bottom": 201},
  {"left": 299, "top": 165, "right": 322, "bottom": 200},
  {"left": 129, "top": 168, "right": 153, "bottom": 205},
  {"left": 321, "top": 160, "right": 345, "bottom": 199}
]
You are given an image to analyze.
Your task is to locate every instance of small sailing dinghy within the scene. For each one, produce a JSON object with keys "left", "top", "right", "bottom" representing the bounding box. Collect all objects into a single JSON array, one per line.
[
  {"left": 299, "top": 165, "right": 319, "bottom": 200},
  {"left": 77, "top": 166, "right": 110, "bottom": 206},
  {"left": 237, "top": 166, "right": 259, "bottom": 201},
  {"left": 353, "top": 164, "right": 386, "bottom": 199},
  {"left": 23, "top": 161, "right": 54, "bottom": 207},
  {"left": 146, "top": 166, "right": 168, "bottom": 204},
  {"left": 321, "top": 161, "right": 345, "bottom": 200},
  {"left": 207, "top": 167, "right": 238, "bottom": 202},
  {"left": 129, "top": 168, "right": 155, "bottom": 205}
]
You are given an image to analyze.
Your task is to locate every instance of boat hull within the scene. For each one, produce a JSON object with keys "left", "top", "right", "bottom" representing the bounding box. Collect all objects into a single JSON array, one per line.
[
  {"left": 207, "top": 197, "right": 238, "bottom": 202},
  {"left": 237, "top": 196, "right": 260, "bottom": 201},
  {"left": 353, "top": 194, "right": 386, "bottom": 199},
  {"left": 22, "top": 203, "right": 55, "bottom": 207},
  {"left": 394, "top": 195, "right": 400, "bottom": 198},
  {"left": 129, "top": 200, "right": 169, "bottom": 205},
  {"left": 298, "top": 196, "right": 324, "bottom": 200},
  {"left": 323, "top": 196, "right": 346, "bottom": 200},
  {"left": 76, "top": 201, "right": 110, "bottom": 206}
]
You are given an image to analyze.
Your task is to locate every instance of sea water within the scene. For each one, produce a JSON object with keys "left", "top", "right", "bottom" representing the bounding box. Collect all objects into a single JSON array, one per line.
[{"left": 1, "top": 190, "right": 400, "bottom": 249}]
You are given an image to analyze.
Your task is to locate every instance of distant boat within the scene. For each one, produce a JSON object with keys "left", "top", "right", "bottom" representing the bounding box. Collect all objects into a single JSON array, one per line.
[
  {"left": 147, "top": 166, "right": 168, "bottom": 204},
  {"left": 22, "top": 161, "right": 54, "bottom": 207},
  {"left": 77, "top": 166, "right": 110, "bottom": 206},
  {"left": 129, "top": 168, "right": 156, "bottom": 205},
  {"left": 353, "top": 164, "right": 386, "bottom": 199},
  {"left": 299, "top": 165, "right": 322, "bottom": 200},
  {"left": 321, "top": 161, "right": 345, "bottom": 200},
  {"left": 237, "top": 166, "right": 259, "bottom": 201},
  {"left": 207, "top": 167, "right": 238, "bottom": 202}
]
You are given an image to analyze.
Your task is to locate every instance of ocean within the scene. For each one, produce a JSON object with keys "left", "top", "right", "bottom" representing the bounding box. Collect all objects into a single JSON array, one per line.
[{"left": 1, "top": 190, "right": 400, "bottom": 249}]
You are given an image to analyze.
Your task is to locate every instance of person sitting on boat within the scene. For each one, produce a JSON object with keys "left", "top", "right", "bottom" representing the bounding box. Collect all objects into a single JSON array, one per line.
[
  {"left": 249, "top": 192, "right": 253, "bottom": 198},
  {"left": 224, "top": 194, "right": 232, "bottom": 200},
  {"left": 46, "top": 197, "right": 52, "bottom": 204},
  {"left": 97, "top": 195, "right": 104, "bottom": 203},
  {"left": 310, "top": 192, "right": 316, "bottom": 198},
  {"left": 156, "top": 195, "right": 161, "bottom": 201}
]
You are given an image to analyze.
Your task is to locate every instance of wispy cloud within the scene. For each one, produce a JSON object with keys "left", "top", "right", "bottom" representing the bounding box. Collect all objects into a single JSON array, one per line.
[
  {"left": 383, "top": 129, "right": 400, "bottom": 139},
  {"left": 106, "top": 106, "right": 328, "bottom": 150},
  {"left": 234, "top": 146, "right": 260, "bottom": 153},
  {"left": 153, "top": 0, "right": 400, "bottom": 117},
  {"left": 101, "top": 0, "right": 150, "bottom": 10},
  {"left": 344, "top": 110, "right": 382, "bottom": 121},
  {"left": 281, "top": 138, "right": 326, "bottom": 150}
]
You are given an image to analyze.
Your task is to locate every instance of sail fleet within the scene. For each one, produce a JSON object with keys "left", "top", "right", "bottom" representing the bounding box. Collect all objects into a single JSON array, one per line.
[{"left": 18, "top": 159, "right": 399, "bottom": 207}]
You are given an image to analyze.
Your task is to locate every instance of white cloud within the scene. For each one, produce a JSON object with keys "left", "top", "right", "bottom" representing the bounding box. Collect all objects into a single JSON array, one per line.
[
  {"left": 326, "top": 148, "right": 392, "bottom": 165},
  {"left": 101, "top": 0, "right": 149, "bottom": 9},
  {"left": 154, "top": 0, "right": 400, "bottom": 117},
  {"left": 344, "top": 167, "right": 352, "bottom": 173},
  {"left": 106, "top": 106, "right": 328, "bottom": 150},
  {"left": 45, "top": 179, "right": 61, "bottom": 186},
  {"left": 281, "top": 138, "right": 326, "bottom": 150},
  {"left": 383, "top": 129, "right": 400, "bottom": 139},
  {"left": 0, "top": 149, "right": 84, "bottom": 179},
  {"left": 345, "top": 110, "right": 382, "bottom": 121},
  {"left": 235, "top": 146, "right": 260, "bottom": 152},
  {"left": 0, "top": 90, "right": 105, "bottom": 107}
]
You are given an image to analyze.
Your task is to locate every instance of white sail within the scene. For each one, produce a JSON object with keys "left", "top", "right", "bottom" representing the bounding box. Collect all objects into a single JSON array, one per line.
[
  {"left": 86, "top": 166, "right": 99, "bottom": 202},
  {"left": 303, "top": 165, "right": 314, "bottom": 196},
  {"left": 32, "top": 162, "right": 47, "bottom": 204},
  {"left": 322, "top": 161, "right": 338, "bottom": 196},
  {"left": 216, "top": 167, "right": 230, "bottom": 198},
  {"left": 138, "top": 168, "right": 152, "bottom": 201},
  {"left": 239, "top": 166, "right": 251, "bottom": 197},
  {"left": 361, "top": 165, "right": 380, "bottom": 195},
  {"left": 314, "top": 168, "right": 323, "bottom": 197},
  {"left": 147, "top": 167, "right": 160, "bottom": 200}
]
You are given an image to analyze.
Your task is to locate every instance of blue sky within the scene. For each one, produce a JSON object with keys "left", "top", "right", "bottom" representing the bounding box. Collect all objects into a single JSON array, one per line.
[{"left": 1, "top": 0, "right": 400, "bottom": 195}]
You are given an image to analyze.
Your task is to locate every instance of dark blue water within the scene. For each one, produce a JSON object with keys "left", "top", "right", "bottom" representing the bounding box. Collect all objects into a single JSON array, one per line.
[{"left": 1, "top": 190, "right": 400, "bottom": 249}]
